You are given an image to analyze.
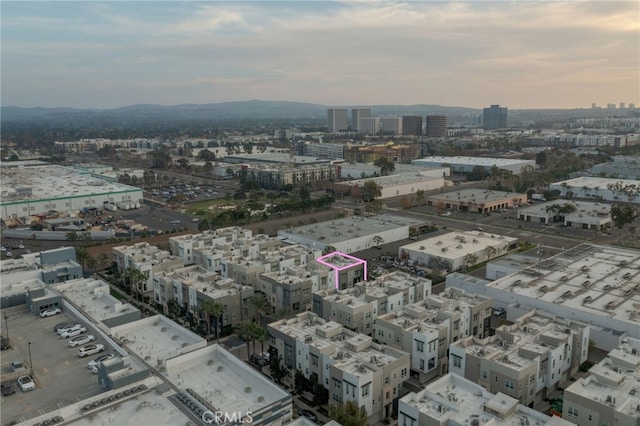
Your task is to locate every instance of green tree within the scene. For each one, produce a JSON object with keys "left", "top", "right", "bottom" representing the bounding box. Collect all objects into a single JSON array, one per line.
[
  {"left": 361, "top": 180, "right": 381, "bottom": 202},
  {"left": 372, "top": 235, "right": 384, "bottom": 248},
  {"left": 415, "top": 189, "right": 426, "bottom": 206},
  {"left": 198, "top": 218, "right": 210, "bottom": 231},
  {"left": 269, "top": 355, "right": 288, "bottom": 385},
  {"left": 66, "top": 231, "right": 79, "bottom": 247},
  {"left": 125, "top": 267, "right": 147, "bottom": 303},
  {"left": 464, "top": 253, "right": 479, "bottom": 270},
  {"left": 364, "top": 199, "right": 382, "bottom": 215},
  {"left": 247, "top": 293, "right": 268, "bottom": 324},
  {"left": 611, "top": 203, "right": 638, "bottom": 241},
  {"left": 200, "top": 301, "right": 225, "bottom": 341},
  {"left": 329, "top": 400, "right": 368, "bottom": 426},
  {"left": 322, "top": 245, "right": 337, "bottom": 255},
  {"left": 373, "top": 157, "right": 395, "bottom": 176}
]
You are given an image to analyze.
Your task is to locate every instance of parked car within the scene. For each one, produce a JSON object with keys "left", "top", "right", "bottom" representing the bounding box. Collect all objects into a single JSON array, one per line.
[
  {"left": 17, "top": 376, "right": 36, "bottom": 392},
  {"left": 5, "top": 252, "right": 12, "bottom": 257},
  {"left": 493, "top": 307, "right": 506, "bottom": 317},
  {"left": 53, "top": 321, "right": 77, "bottom": 332},
  {"left": 297, "top": 409, "right": 318, "bottom": 422},
  {"left": 57, "top": 323, "right": 81, "bottom": 335},
  {"left": 68, "top": 335, "right": 95, "bottom": 348},
  {"left": 1, "top": 383, "right": 15, "bottom": 396},
  {"left": 40, "top": 307, "right": 62, "bottom": 318},
  {"left": 60, "top": 325, "right": 87, "bottom": 339},
  {"left": 0, "top": 336, "right": 10, "bottom": 350},
  {"left": 78, "top": 344, "right": 105, "bottom": 357},
  {"left": 88, "top": 353, "right": 115, "bottom": 372},
  {"left": 10, "top": 361, "right": 26, "bottom": 372},
  {"left": 170, "top": 220, "right": 181, "bottom": 225}
]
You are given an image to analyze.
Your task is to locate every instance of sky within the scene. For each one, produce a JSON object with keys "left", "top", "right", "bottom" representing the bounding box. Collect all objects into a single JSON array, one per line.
[{"left": 1, "top": 1, "right": 638, "bottom": 109}]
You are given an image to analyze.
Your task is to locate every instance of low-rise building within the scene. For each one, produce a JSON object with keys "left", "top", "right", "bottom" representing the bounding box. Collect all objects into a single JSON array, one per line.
[
  {"left": 169, "top": 227, "right": 254, "bottom": 265},
  {"left": 240, "top": 163, "right": 339, "bottom": 189},
  {"left": 426, "top": 189, "right": 527, "bottom": 213},
  {"left": 332, "top": 174, "right": 445, "bottom": 201},
  {"left": 412, "top": 156, "right": 535, "bottom": 175},
  {"left": 449, "top": 310, "right": 590, "bottom": 408},
  {"left": 268, "top": 312, "right": 410, "bottom": 423},
  {"left": 517, "top": 200, "right": 612, "bottom": 230},
  {"left": 549, "top": 176, "right": 640, "bottom": 204},
  {"left": 562, "top": 338, "right": 640, "bottom": 426},
  {"left": 399, "top": 373, "right": 574, "bottom": 426},
  {"left": 399, "top": 230, "right": 518, "bottom": 272}
]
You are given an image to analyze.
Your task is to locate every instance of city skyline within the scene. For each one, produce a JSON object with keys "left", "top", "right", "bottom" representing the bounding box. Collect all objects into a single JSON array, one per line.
[{"left": 2, "top": 1, "right": 638, "bottom": 109}]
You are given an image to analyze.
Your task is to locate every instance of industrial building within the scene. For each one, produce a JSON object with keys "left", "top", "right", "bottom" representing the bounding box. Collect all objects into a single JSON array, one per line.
[
  {"left": 447, "top": 244, "right": 640, "bottom": 348},
  {"left": 426, "top": 189, "right": 527, "bottom": 213},
  {"left": 412, "top": 156, "right": 535, "bottom": 175},
  {"left": 0, "top": 164, "right": 143, "bottom": 220},
  {"left": 277, "top": 214, "right": 424, "bottom": 254},
  {"left": 399, "top": 230, "right": 518, "bottom": 272},
  {"left": 588, "top": 155, "right": 640, "bottom": 179},
  {"left": 332, "top": 174, "right": 445, "bottom": 201},
  {"left": 517, "top": 200, "right": 612, "bottom": 230},
  {"left": 549, "top": 176, "right": 640, "bottom": 204}
]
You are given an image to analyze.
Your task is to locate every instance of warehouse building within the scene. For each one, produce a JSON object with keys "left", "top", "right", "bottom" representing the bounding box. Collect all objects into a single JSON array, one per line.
[
  {"left": 426, "top": 189, "right": 527, "bottom": 213},
  {"left": 412, "top": 156, "right": 535, "bottom": 175}
]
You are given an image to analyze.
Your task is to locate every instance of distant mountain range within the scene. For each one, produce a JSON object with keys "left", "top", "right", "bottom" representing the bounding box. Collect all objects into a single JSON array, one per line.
[{"left": 1, "top": 100, "right": 631, "bottom": 125}]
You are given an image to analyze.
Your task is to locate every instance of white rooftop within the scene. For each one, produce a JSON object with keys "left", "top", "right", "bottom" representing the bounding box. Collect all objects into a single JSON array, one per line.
[
  {"left": 0, "top": 164, "right": 141, "bottom": 203},
  {"left": 552, "top": 176, "right": 640, "bottom": 189},
  {"left": 414, "top": 156, "right": 534, "bottom": 166},
  {"left": 165, "top": 344, "right": 291, "bottom": 415},
  {"left": 338, "top": 173, "right": 442, "bottom": 188},
  {"left": 110, "top": 315, "right": 206, "bottom": 365},
  {"left": 518, "top": 200, "right": 611, "bottom": 217},
  {"left": 487, "top": 244, "right": 640, "bottom": 331},
  {"left": 400, "top": 231, "right": 517, "bottom": 259},
  {"left": 426, "top": 189, "right": 526, "bottom": 203}
]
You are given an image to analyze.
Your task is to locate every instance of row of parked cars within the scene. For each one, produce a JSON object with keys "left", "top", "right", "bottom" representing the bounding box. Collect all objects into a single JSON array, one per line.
[{"left": 53, "top": 321, "right": 105, "bottom": 357}]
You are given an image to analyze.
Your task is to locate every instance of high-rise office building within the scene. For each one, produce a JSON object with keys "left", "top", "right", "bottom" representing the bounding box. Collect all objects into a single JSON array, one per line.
[
  {"left": 351, "top": 108, "right": 372, "bottom": 132},
  {"left": 482, "top": 105, "right": 508, "bottom": 129},
  {"left": 327, "top": 108, "right": 348, "bottom": 133},
  {"left": 402, "top": 115, "right": 423, "bottom": 136},
  {"left": 425, "top": 115, "right": 448, "bottom": 137},
  {"left": 381, "top": 117, "right": 402, "bottom": 135}
]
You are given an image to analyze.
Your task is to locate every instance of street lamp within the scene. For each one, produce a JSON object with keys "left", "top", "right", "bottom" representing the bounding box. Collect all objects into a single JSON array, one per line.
[
  {"left": 28, "top": 341, "right": 33, "bottom": 372},
  {"left": 2, "top": 312, "right": 8, "bottom": 340}
]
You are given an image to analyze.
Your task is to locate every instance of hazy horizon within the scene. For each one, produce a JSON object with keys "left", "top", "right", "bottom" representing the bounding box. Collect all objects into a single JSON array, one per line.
[{"left": 2, "top": 1, "right": 638, "bottom": 110}]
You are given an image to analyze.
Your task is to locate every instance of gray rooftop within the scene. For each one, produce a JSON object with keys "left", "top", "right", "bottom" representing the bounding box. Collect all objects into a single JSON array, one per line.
[{"left": 426, "top": 189, "right": 526, "bottom": 203}]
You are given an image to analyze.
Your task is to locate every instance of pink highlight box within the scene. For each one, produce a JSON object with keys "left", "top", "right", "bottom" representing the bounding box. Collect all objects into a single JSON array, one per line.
[{"left": 316, "top": 251, "right": 367, "bottom": 289}]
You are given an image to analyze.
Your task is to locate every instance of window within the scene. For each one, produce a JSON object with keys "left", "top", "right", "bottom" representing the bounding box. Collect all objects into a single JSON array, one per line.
[
  {"left": 453, "top": 320, "right": 460, "bottom": 331},
  {"left": 505, "top": 379, "right": 515, "bottom": 391},
  {"left": 473, "top": 313, "right": 479, "bottom": 323},
  {"left": 567, "top": 407, "right": 578, "bottom": 419},
  {"left": 310, "top": 353, "right": 319, "bottom": 366},
  {"left": 452, "top": 354, "right": 462, "bottom": 368},
  {"left": 415, "top": 340, "right": 425, "bottom": 353},
  {"left": 361, "top": 383, "right": 370, "bottom": 397},
  {"left": 428, "top": 357, "right": 436, "bottom": 370},
  {"left": 401, "top": 368, "right": 407, "bottom": 378},
  {"left": 420, "top": 359, "right": 425, "bottom": 370},
  {"left": 482, "top": 371, "right": 488, "bottom": 379},
  {"left": 332, "top": 378, "right": 342, "bottom": 389}
]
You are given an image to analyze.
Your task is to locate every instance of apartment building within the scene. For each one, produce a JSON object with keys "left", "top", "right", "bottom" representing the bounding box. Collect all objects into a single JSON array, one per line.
[
  {"left": 169, "top": 227, "right": 253, "bottom": 264},
  {"left": 152, "top": 264, "right": 254, "bottom": 329},
  {"left": 112, "top": 242, "right": 185, "bottom": 299},
  {"left": 449, "top": 310, "right": 590, "bottom": 409},
  {"left": 241, "top": 163, "right": 339, "bottom": 190},
  {"left": 399, "top": 373, "right": 574, "bottom": 426},
  {"left": 374, "top": 287, "right": 492, "bottom": 383},
  {"left": 562, "top": 338, "right": 640, "bottom": 426},
  {"left": 268, "top": 312, "right": 410, "bottom": 423},
  {"left": 313, "top": 272, "right": 432, "bottom": 334}
]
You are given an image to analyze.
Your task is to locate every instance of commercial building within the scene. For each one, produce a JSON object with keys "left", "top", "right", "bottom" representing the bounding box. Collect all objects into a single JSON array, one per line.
[
  {"left": 426, "top": 189, "right": 527, "bottom": 213},
  {"left": 483, "top": 104, "right": 508, "bottom": 129},
  {"left": 224, "top": 153, "right": 332, "bottom": 166},
  {"left": 327, "top": 108, "right": 348, "bottom": 133},
  {"left": 277, "top": 214, "right": 424, "bottom": 254},
  {"left": 447, "top": 244, "right": 640, "bottom": 347},
  {"left": 339, "top": 162, "right": 449, "bottom": 180},
  {"left": 588, "top": 155, "right": 640, "bottom": 179},
  {"left": 449, "top": 310, "right": 590, "bottom": 408},
  {"left": 312, "top": 271, "right": 432, "bottom": 333},
  {"left": 562, "top": 338, "right": 640, "bottom": 426},
  {"left": 268, "top": 312, "right": 410, "bottom": 423},
  {"left": 374, "top": 287, "right": 492, "bottom": 383},
  {"left": 0, "top": 164, "right": 143, "bottom": 220},
  {"left": 0, "top": 246, "right": 82, "bottom": 289},
  {"left": 398, "top": 373, "right": 574, "bottom": 426},
  {"left": 549, "top": 177, "right": 640, "bottom": 204},
  {"left": 240, "top": 163, "right": 339, "bottom": 189},
  {"left": 351, "top": 108, "right": 372, "bottom": 132},
  {"left": 425, "top": 115, "right": 448, "bottom": 137},
  {"left": 412, "top": 156, "right": 536, "bottom": 175},
  {"left": 485, "top": 253, "right": 539, "bottom": 281},
  {"left": 300, "top": 143, "right": 346, "bottom": 160},
  {"left": 517, "top": 200, "right": 612, "bottom": 230},
  {"left": 358, "top": 117, "right": 381, "bottom": 135},
  {"left": 332, "top": 174, "right": 445, "bottom": 201},
  {"left": 399, "top": 230, "right": 518, "bottom": 272},
  {"left": 380, "top": 117, "right": 402, "bottom": 135},
  {"left": 402, "top": 115, "right": 423, "bottom": 136},
  {"left": 344, "top": 143, "right": 420, "bottom": 163}
]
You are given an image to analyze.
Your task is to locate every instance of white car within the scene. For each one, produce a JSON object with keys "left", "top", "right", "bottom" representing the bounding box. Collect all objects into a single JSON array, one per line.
[
  {"left": 78, "top": 344, "right": 105, "bottom": 358},
  {"left": 60, "top": 325, "right": 87, "bottom": 339},
  {"left": 68, "top": 334, "right": 95, "bottom": 348},
  {"left": 0, "top": 246, "right": 5, "bottom": 252},
  {"left": 40, "top": 307, "right": 62, "bottom": 318},
  {"left": 88, "top": 353, "right": 115, "bottom": 372},
  {"left": 5, "top": 252, "right": 12, "bottom": 257},
  {"left": 18, "top": 376, "right": 36, "bottom": 392}
]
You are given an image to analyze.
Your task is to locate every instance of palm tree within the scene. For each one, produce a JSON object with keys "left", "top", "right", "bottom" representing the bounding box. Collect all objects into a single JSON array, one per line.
[
  {"left": 209, "top": 302, "right": 225, "bottom": 342},
  {"left": 416, "top": 189, "right": 425, "bottom": 206},
  {"left": 247, "top": 293, "right": 268, "bottom": 324},
  {"left": 256, "top": 328, "right": 270, "bottom": 354},
  {"left": 125, "top": 267, "right": 147, "bottom": 303},
  {"left": 199, "top": 300, "right": 221, "bottom": 339}
]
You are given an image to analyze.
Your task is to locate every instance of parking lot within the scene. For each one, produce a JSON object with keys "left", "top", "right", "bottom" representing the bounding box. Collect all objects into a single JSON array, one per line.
[{"left": 0, "top": 306, "right": 110, "bottom": 424}]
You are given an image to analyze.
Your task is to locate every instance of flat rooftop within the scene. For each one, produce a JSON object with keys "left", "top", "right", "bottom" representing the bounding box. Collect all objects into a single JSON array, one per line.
[
  {"left": 226, "top": 153, "right": 332, "bottom": 165},
  {"left": 426, "top": 189, "right": 526, "bottom": 203},
  {"left": 55, "top": 278, "right": 139, "bottom": 323},
  {"left": 165, "top": 344, "right": 291, "bottom": 414},
  {"left": 487, "top": 244, "right": 640, "bottom": 326},
  {"left": 110, "top": 315, "right": 206, "bottom": 365},
  {"left": 551, "top": 176, "right": 639, "bottom": 188},
  {"left": 488, "top": 254, "right": 539, "bottom": 272},
  {"left": 279, "top": 214, "right": 422, "bottom": 245},
  {"left": 400, "top": 373, "right": 565, "bottom": 425},
  {"left": 518, "top": 200, "right": 611, "bottom": 216},
  {"left": 414, "top": 156, "right": 534, "bottom": 166},
  {"left": 338, "top": 173, "right": 442, "bottom": 188},
  {"left": 0, "top": 164, "right": 141, "bottom": 203},
  {"left": 400, "top": 231, "right": 517, "bottom": 259}
]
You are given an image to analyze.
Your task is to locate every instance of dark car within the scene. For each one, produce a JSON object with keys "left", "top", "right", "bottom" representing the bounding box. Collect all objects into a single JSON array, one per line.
[
  {"left": 0, "top": 336, "right": 10, "bottom": 350},
  {"left": 1, "top": 383, "right": 15, "bottom": 396},
  {"left": 298, "top": 409, "right": 318, "bottom": 422}
]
